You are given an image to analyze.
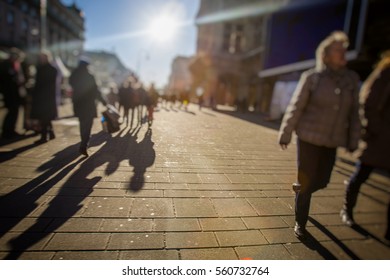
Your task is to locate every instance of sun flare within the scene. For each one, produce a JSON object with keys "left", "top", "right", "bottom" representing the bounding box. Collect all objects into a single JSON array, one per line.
[{"left": 148, "top": 15, "right": 178, "bottom": 42}]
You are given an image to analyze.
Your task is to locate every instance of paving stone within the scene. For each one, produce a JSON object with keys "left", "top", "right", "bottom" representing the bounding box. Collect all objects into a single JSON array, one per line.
[
  {"left": 242, "top": 216, "right": 289, "bottom": 229},
  {"left": 187, "top": 183, "right": 221, "bottom": 190},
  {"left": 143, "top": 172, "right": 171, "bottom": 183},
  {"left": 164, "top": 190, "right": 201, "bottom": 198},
  {"left": 198, "top": 174, "right": 230, "bottom": 184},
  {"left": 100, "top": 218, "right": 153, "bottom": 232},
  {"left": 235, "top": 244, "right": 294, "bottom": 260},
  {"left": 154, "top": 218, "right": 200, "bottom": 232},
  {"left": 0, "top": 251, "right": 55, "bottom": 260},
  {"left": 165, "top": 232, "right": 218, "bottom": 249},
  {"left": 199, "top": 218, "right": 246, "bottom": 231},
  {"left": 53, "top": 251, "right": 119, "bottom": 260},
  {"left": 215, "top": 230, "right": 268, "bottom": 247},
  {"left": 180, "top": 248, "right": 238, "bottom": 260},
  {"left": 343, "top": 239, "right": 390, "bottom": 259},
  {"left": 88, "top": 189, "right": 127, "bottom": 197},
  {"left": 174, "top": 198, "right": 217, "bottom": 217},
  {"left": 82, "top": 197, "right": 133, "bottom": 218},
  {"left": 30, "top": 196, "right": 91, "bottom": 218},
  {"left": 120, "top": 250, "right": 179, "bottom": 260},
  {"left": 0, "top": 217, "right": 52, "bottom": 233},
  {"left": 247, "top": 198, "right": 294, "bottom": 215},
  {"left": 0, "top": 232, "right": 53, "bottom": 251},
  {"left": 170, "top": 173, "right": 201, "bottom": 183},
  {"left": 156, "top": 183, "right": 188, "bottom": 190},
  {"left": 129, "top": 198, "right": 174, "bottom": 218},
  {"left": 46, "top": 218, "right": 103, "bottom": 232},
  {"left": 107, "top": 233, "right": 164, "bottom": 250},
  {"left": 261, "top": 228, "right": 300, "bottom": 244},
  {"left": 284, "top": 243, "right": 326, "bottom": 260},
  {"left": 252, "top": 174, "right": 293, "bottom": 184},
  {"left": 126, "top": 190, "right": 163, "bottom": 197},
  {"left": 45, "top": 233, "right": 110, "bottom": 250},
  {"left": 225, "top": 174, "right": 257, "bottom": 184},
  {"left": 212, "top": 198, "right": 257, "bottom": 217}
]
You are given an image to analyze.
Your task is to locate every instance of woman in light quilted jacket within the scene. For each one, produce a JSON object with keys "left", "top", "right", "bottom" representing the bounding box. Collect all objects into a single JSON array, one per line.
[{"left": 278, "top": 31, "right": 361, "bottom": 239}]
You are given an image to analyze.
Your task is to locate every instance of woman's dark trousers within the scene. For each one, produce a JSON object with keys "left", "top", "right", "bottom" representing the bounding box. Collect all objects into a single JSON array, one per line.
[{"left": 296, "top": 139, "right": 336, "bottom": 227}]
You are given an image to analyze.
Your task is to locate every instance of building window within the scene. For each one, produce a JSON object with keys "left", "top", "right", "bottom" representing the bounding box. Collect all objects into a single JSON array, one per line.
[
  {"left": 21, "top": 1, "right": 29, "bottom": 13},
  {"left": 7, "top": 10, "right": 15, "bottom": 25},
  {"left": 222, "top": 23, "right": 245, "bottom": 54},
  {"left": 22, "top": 18, "right": 29, "bottom": 33}
]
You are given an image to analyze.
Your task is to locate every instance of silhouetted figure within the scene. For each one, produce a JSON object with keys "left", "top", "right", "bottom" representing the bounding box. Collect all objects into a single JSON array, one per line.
[
  {"left": 69, "top": 57, "right": 106, "bottom": 156},
  {"left": 340, "top": 50, "right": 390, "bottom": 241},
  {"left": 30, "top": 51, "right": 58, "bottom": 143},
  {"left": 278, "top": 31, "right": 361, "bottom": 240},
  {"left": 0, "top": 48, "right": 25, "bottom": 139},
  {"left": 118, "top": 78, "right": 135, "bottom": 126},
  {"left": 146, "top": 83, "right": 159, "bottom": 126}
]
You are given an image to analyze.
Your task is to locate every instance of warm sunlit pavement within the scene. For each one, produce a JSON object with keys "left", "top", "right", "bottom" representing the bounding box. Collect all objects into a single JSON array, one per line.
[{"left": 0, "top": 100, "right": 389, "bottom": 260}]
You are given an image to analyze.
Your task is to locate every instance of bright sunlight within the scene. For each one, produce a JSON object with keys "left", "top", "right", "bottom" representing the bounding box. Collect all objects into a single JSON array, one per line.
[{"left": 148, "top": 15, "right": 179, "bottom": 42}]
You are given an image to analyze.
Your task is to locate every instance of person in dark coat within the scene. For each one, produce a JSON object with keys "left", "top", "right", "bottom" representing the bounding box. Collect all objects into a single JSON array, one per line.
[
  {"left": 0, "top": 48, "right": 25, "bottom": 139},
  {"left": 31, "top": 51, "right": 58, "bottom": 143},
  {"left": 278, "top": 31, "right": 361, "bottom": 239},
  {"left": 69, "top": 57, "right": 106, "bottom": 156},
  {"left": 118, "top": 78, "right": 135, "bottom": 127},
  {"left": 340, "top": 50, "right": 390, "bottom": 241}
]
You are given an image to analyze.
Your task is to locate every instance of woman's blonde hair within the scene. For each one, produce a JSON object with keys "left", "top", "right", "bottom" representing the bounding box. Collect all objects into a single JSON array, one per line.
[
  {"left": 360, "top": 50, "right": 390, "bottom": 103},
  {"left": 315, "top": 31, "right": 349, "bottom": 71}
]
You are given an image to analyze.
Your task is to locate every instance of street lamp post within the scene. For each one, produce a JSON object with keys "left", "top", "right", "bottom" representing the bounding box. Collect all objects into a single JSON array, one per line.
[
  {"left": 40, "top": 0, "right": 47, "bottom": 51},
  {"left": 136, "top": 49, "right": 149, "bottom": 81}
]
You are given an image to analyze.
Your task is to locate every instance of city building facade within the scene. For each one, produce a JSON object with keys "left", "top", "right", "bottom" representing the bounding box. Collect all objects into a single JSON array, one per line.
[
  {"left": 0, "top": 0, "right": 84, "bottom": 68},
  {"left": 168, "top": 56, "right": 193, "bottom": 97},
  {"left": 192, "top": 0, "right": 390, "bottom": 114}
]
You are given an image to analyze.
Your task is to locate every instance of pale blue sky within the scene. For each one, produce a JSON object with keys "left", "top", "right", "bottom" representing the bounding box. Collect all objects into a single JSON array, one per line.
[{"left": 61, "top": 0, "right": 200, "bottom": 88}]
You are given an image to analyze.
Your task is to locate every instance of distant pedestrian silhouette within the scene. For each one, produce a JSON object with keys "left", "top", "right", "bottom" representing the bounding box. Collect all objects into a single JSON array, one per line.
[
  {"left": 30, "top": 51, "right": 58, "bottom": 144},
  {"left": 0, "top": 48, "right": 25, "bottom": 139},
  {"left": 69, "top": 57, "right": 107, "bottom": 156}
]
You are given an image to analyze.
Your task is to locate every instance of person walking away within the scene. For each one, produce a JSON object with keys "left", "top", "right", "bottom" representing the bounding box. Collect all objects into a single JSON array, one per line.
[
  {"left": 278, "top": 31, "right": 361, "bottom": 239},
  {"left": 340, "top": 50, "right": 390, "bottom": 241},
  {"left": 118, "top": 78, "right": 134, "bottom": 127},
  {"left": 147, "top": 83, "right": 159, "bottom": 126},
  {"left": 69, "top": 57, "right": 106, "bottom": 156},
  {"left": 30, "top": 51, "right": 58, "bottom": 143},
  {"left": 0, "top": 48, "right": 26, "bottom": 139}
]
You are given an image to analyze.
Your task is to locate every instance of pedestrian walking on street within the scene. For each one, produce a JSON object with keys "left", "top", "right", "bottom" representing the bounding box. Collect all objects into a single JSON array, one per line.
[
  {"left": 118, "top": 78, "right": 135, "bottom": 127},
  {"left": 30, "top": 51, "right": 58, "bottom": 143},
  {"left": 0, "top": 48, "right": 26, "bottom": 139},
  {"left": 340, "top": 50, "right": 390, "bottom": 241},
  {"left": 278, "top": 31, "right": 361, "bottom": 239},
  {"left": 69, "top": 57, "right": 106, "bottom": 156}
]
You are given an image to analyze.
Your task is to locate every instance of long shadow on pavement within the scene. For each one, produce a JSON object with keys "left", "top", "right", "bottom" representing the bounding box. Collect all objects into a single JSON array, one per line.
[
  {"left": 0, "top": 142, "right": 40, "bottom": 164},
  {"left": 3, "top": 126, "right": 155, "bottom": 259},
  {"left": 0, "top": 132, "right": 108, "bottom": 259},
  {"left": 0, "top": 142, "right": 84, "bottom": 239},
  {"left": 307, "top": 217, "right": 360, "bottom": 260},
  {"left": 128, "top": 128, "right": 155, "bottom": 191}
]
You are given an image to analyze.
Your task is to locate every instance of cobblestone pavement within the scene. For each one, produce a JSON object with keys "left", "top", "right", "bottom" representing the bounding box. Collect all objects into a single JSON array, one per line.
[{"left": 0, "top": 101, "right": 389, "bottom": 260}]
